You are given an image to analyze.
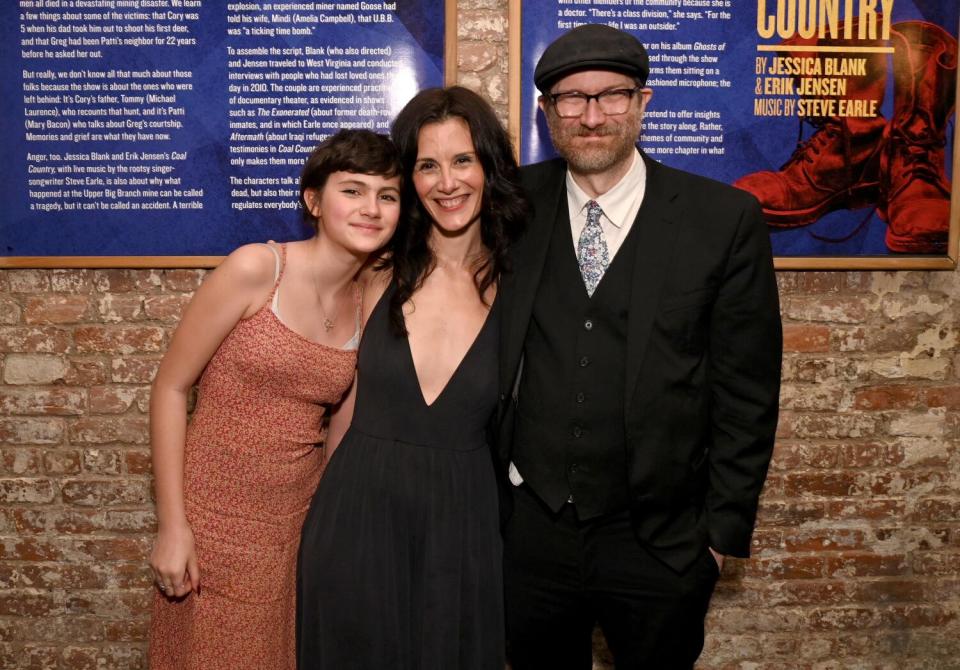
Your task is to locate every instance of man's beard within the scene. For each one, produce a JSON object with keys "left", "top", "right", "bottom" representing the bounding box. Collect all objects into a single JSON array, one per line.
[{"left": 547, "top": 114, "right": 641, "bottom": 175}]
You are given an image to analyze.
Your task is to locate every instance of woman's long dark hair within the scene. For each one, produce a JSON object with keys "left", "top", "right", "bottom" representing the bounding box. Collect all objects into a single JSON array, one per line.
[{"left": 386, "top": 86, "right": 529, "bottom": 336}]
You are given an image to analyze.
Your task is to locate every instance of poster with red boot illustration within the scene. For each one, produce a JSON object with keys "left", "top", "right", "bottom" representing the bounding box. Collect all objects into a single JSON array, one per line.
[
  {"left": 734, "top": 18, "right": 957, "bottom": 257},
  {"left": 518, "top": 0, "right": 960, "bottom": 267}
]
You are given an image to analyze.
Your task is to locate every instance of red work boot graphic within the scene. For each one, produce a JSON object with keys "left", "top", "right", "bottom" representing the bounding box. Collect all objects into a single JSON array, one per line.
[
  {"left": 879, "top": 21, "right": 957, "bottom": 254},
  {"left": 735, "top": 117, "right": 885, "bottom": 226},
  {"left": 734, "top": 20, "right": 887, "bottom": 227}
]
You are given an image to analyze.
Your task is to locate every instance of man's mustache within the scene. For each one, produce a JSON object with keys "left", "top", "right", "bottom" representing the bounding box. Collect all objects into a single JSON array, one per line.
[{"left": 574, "top": 128, "right": 614, "bottom": 137}]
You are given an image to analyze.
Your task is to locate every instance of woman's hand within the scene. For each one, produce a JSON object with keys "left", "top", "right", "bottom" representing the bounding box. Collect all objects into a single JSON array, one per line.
[{"left": 150, "top": 521, "right": 201, "bottom": 598}]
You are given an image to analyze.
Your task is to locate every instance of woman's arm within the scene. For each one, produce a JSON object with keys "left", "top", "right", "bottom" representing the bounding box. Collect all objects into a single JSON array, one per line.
[
  {"left": 149, "top": 244, "right": 276, "bottom": 598},
  {"left": 322, "top": 267, "right": 391, "bottom": 459}
]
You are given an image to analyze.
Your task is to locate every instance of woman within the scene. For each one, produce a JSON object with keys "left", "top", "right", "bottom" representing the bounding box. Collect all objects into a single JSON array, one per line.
[
  {"left": 148, "top": 130, "right": 402, "bottom": 670},
  {"left": 297, "top": 87, "right": 528, "bottom": 669}
]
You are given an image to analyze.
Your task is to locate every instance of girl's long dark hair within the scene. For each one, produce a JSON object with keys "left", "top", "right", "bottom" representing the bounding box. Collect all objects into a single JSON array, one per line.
[{"left": 386, "top": 86, "right": 529, "bottom": 336}]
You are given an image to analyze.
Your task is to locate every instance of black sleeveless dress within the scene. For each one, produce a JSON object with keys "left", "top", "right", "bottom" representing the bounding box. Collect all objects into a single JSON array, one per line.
[{"left": 297, "top": 284, "right": 503, "bottom": 670}]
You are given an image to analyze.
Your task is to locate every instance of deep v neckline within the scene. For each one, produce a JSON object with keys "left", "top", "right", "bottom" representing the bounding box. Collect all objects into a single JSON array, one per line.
[{"left": 404, "top": 296, "right": 497, "bottom": 408}]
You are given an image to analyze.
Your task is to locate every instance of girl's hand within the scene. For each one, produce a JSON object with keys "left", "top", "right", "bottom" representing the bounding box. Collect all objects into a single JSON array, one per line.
[{"left": 150, "top": 522, "right": 201, "bottom": 598}]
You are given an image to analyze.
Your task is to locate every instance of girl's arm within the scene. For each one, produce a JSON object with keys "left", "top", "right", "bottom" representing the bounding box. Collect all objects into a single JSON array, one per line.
[{"left": 149, "top": 244, "right": 276, "bottom": 598}]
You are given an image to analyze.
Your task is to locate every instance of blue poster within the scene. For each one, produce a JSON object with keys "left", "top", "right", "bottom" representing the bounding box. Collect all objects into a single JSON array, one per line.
[
  {"left": 520, "top": 1, "right": 959, "bottom": 259},
  {"left": 1, "top": 1, "right": 445, "bottom": 260}
]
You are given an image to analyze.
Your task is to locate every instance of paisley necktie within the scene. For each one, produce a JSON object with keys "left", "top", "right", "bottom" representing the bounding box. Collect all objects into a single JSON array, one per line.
[{"left": 576, "top": 200, "right": 610, "bottom": 297}]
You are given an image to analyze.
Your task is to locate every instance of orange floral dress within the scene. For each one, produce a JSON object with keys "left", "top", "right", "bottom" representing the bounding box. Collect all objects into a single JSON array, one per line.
[{"left": 149, "top": 244, "right": 358, "bottom": 670}]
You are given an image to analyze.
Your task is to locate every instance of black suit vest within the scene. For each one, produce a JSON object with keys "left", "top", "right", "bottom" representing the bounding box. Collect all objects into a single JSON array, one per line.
[{"left": 512, "top": 204, "right": 640, "bottom": 519}]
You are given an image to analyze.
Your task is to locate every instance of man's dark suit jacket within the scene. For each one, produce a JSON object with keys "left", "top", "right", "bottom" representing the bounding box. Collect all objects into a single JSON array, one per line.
[{"left": 496, "top": 153, "right": 782, "bottom": 571}]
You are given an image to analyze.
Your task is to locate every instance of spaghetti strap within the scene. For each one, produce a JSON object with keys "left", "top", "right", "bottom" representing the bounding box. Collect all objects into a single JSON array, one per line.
[
  {"left": 354, "top": 282, "right": 364, "bottom": 339},
  {"left": 263, "top": 243, "right": 286, "bottom": 315}
]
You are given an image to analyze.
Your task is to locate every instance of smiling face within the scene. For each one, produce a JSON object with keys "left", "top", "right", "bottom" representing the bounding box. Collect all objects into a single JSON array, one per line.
[
  {"left": 305, "top": 170, "right": 401, "bottom": 256},
  {"left": 412, "top": 117, "right": 485, "bottom": 235},
  {"left": 540, "top": 69, "right": 651, "bottom": 179}
]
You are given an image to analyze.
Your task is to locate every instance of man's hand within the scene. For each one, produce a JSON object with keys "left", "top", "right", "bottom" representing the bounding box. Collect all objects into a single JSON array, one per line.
[{"left": 709, "top": 547, "right": 725, "bottom": 574}]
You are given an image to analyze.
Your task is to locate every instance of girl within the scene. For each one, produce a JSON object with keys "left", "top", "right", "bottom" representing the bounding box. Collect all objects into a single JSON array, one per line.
[{"left": 148, "top": 130, "right": 402, "bottom": 670}]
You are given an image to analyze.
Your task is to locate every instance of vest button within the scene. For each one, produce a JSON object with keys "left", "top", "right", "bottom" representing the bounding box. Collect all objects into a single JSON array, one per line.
[
  {"left": 584, "top": 319, "right": 593, "bottom": 331},
  {"left": 572, "top": 426, "right": 583, "bottom": 438},
  {"left": 575, "top": 392, "right": 585, "bottom": 403},
  {"left": 579, "top": 356, "right": 589, "bottom": 367}
]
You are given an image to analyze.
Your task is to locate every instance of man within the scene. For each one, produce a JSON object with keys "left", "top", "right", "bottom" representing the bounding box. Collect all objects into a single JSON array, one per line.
[{"left": 497, "top": 24, "right": 782, "bottom": 669}]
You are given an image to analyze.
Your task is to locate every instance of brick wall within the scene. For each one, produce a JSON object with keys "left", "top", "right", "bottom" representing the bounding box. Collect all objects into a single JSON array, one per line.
[{"left": 2, "top": 3, "right": 959, "bottom": 667}]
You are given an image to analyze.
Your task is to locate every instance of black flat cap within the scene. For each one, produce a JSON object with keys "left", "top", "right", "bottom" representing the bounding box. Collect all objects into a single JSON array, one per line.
[{"left": 534, "top": 24, "right": 649, "bottom": 92}]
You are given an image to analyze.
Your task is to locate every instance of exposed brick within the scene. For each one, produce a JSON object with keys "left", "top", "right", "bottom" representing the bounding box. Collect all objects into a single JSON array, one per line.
[
  {"left": 0, "top": 326, "right": 72, "bottom": 353},
  {"left": 781, "top": 357, "right": 861, "bottom": 383},
  {"left": 62, "top": 645, "right": 147, "bottom": 670},
  {"left": 839, "top": 442, "right": 904, "bottom": 468},
  {"left": 81, "top": 448, "right": 123, "bottom": 475},
  {"left": 743, "top": 556, "right": 826, "bottom": 579},
  {"left": 110, "top": 356, "right": 161, "bottom": 383},
  {"left": 49, "top": 269, "right": 92, "bottom": 293},
  {"left": 143, "top": 294, "right": 191, "bottom": 322},
  {"left": 827, "top": 499, "right": 907, "bottom": 521},
  {"left": 0, "top": 478, "right": 56, "bottom": 504},
  {"left": 782, "top": 324, "right": 831, "bottom": 352},
  {"left": 67, "top": 416, "right": 149, "bottom": 445},
  {"left": 783, "top": 529, "right": 867, "bottom": 552},
  {"left": 781, "top": 295, "right": 870, "bottom": 324},
  {"left": 922, "top": 386, "right": 960, "bottom": 409},
  {"left": 0, "top": 592, "right": 59, "bottom": 617},
  {"left": 879, "top": 604, "right": 957, "bottom": 628},
  {"left": 824, "top": 553, "right": 909, "bottom": 577},
  {"left": 881, "top": 292, "right": 950, "bottom": 320},
  {"left": 458, "top": 41, "right": 499, "bottom": 72},
  {"left": 0, "top": 387, "right": 85, "bottom": 415},
  {"left": 0, "top": 448, "right": 44, "bottom": 476},
  {"left": 911, "top": 552, "right": 960, "bottom": 575},
  {"left": 852, "top": 384, "right": 921, "bottom": 410},
  {"left": 0, "top": 643, "right": 60, "bottom": 670},
  {"left": 756, "top": 500, "right": 826, "bottom": 526},
  {"left": 64, "top": 358, "right": 109, "bottom": 385},
  {"left": 832, "top": 326, "right": 867, "bottom": 352},
  {"left": 910, "top": 498, "right": 960, "bottom": 522},
  {"left": 123, "top": 449, "right": 153, "bottom": 475},
  {"left": 861, "top": 318, "right": 936, "bottom": 352},
  {"left": 88, "top": 385, "right": 141, "bottom": 413},
  {"left": 788, "top": 413, "right": 880, "bottom": 439},
  {"left": 104, "top": 617, "right": 150, "bottom": 642},
  {"left": 777, "top": 383, "right": 844, "bottom": 411},
  {"left": 858, "top": 470, "right": 953, "bottom": 497},
  {"left": 457, "top": 10, "right": 507, "bottom": 41},
  {"left": 73, "top": 326, "right": 165, "bottom": 354},
  {"left": 0, "top": 418, "right": 64, "bottom": 444},
  {"left": 888, "top": 409, "right": 946, "bottom": 437},
  {"left": 2, "top": 353, "right": 70, "bottom": 384},
  {"left": 161, "top": 269, "right": 206, "bottom": 292},
  {"left": 60, "top": 479, "right": 151, "bottom": 506},
  {"left": 7, "top": 270, "right": 49, "bottom": 293},
  {"left": 23, "top": 295, "right": 91, "bottom": 324},
  {"left": 783, "top": 471, "right": 858, "bottom": 497},
  {"left": 770, "top": 442, "right": 840, "bottom": 469},
  {"left": 42, "top": 448, "right": 82, "bottom": 475},
  {"left": 0, "top": 297, "right": 20, "bottom": 325},
  {"left": 91, "top": 270, "right": 162, "bottom": 293},
  {"left": 103, "top": 510, "right": 155, "bottom": 534},
  {"left": 97, "top": 293, "right": 145, "bottom": 322}
]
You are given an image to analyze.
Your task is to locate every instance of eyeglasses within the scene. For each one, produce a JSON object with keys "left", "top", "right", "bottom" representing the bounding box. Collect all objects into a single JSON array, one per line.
[{"left": 545, "top": 87, "right": 643, "bottom": 118}]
